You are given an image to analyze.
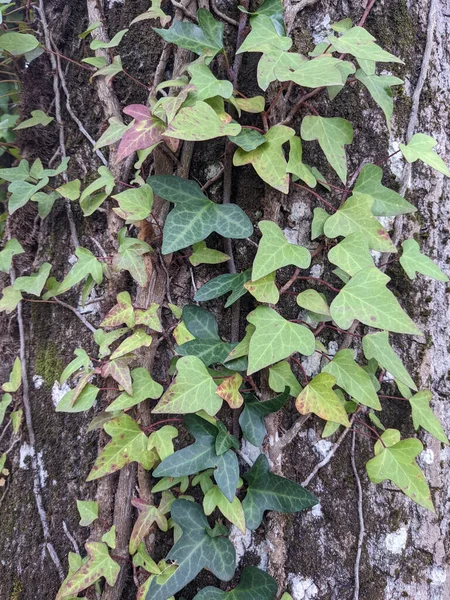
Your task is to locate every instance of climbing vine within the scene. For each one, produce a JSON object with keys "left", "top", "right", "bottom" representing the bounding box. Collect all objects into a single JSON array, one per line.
[{"left": 0, "top": 1, "right": 449, "bottom": 599}]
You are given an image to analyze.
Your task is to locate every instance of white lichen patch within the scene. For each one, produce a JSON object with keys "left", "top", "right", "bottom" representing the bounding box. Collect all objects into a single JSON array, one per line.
[
  {"left": 311, "top": 14, "right": 331, "bottom": 44},
  {"left": 309, "top": 264, "right": 323, "bottom": 278},
  {"left": 51, "top": 381, "right": 71, "bottom": 408},
  {"left": 287, "top": 574, "right": 319, "bottom": 599},
  {"left": 313, "top": 439, "right": 332, "bottom": 459},
  {"left": 430, "top": 566, "right": 446, "bottom": 585},
  {"left": 327, "top": 340, "right": 338, "bottom": 356},
  {"left": 385, "top": 527, "right": 408, "bottom": 554},
  {"left": 229, "top": 525, "right": 253, "bottom": 566},
  {"left": 311, "top": 503, "right": 323, "bottom": 519},
  {"left": 301, "top": 352, "right": 321, "bottom": 377},
  {"left": 37, "top": 451, "right": 48, "bottom": 487},
  {"left": 19, "top": 442, "right": 35, "bottom": 469},
  {"left": 33, "top": 375, "right": 44, "bottom": 389},
  {"left": 240, "top": 439, "right": 260, "bottom": 465},
  {"left": 419, "top": 448, "right": 434, "bottom": 466}
]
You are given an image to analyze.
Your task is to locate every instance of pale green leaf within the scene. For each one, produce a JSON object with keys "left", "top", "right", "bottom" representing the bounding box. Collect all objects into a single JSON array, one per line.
[
  {"left": 92, "top": 55, "right": 123, "bottom": 85},
  {"left": 329, "top": 27, "right": 403, "bottom": 64},
  {"left": 311, "top": 207, "right": 330, "bottom": 240},
  {"left": 14, "top": 110, "right": 53, "bottom": 130},
  {"left": 228, "top": 129, "right": 267, "bottom": 152},
  {"left": 155, "top": 9, "right": 224, "bottom": 57},
  {"left": 327, "top": 232, "right": 374, "bottom": 276},
  {"left": 356, "top": 70, "right": 403, "bottom": 128},
  {"left": 353, "top": 164, "right": 416, "bottom": 216},
  {"left": 0, "top": 393, "right": 12, "bottom": 426},
  {"left": 148, "top": 426, "right": 178, "bottom": 460},
  {"left": 244, "top": 272, "right": 279, "bottom": 304},
  {"left": 400, "top": 133, "right": 450, "bottom": 176},
  {"left": 295, "top": 372, "right": 350, "bottom": 425},
  {"left": 110, "top": 329, "right": 152, "bottom": 360},
  {"left": 56, "top": 383, "right": 99, "bottom": 413},
  {"left": 13, "top": 262, "right": 51, "bottom": 296},
  {"left": 78, "top": 21, "right": 102, "bottom": 39},
  {"left": 237, "top": 14, "right": 291, "bottom": 54},
  {"left": 164, "top": 100, "right": 240, "bottom": 141},
  {"left": 8, "top": 177, "right": 49, "bottom": 214},
  {"left": 277, "top": 55, "right": 355, "bottom": 88},
  {"left": 77, "top": 499, "right": 98, "bottom": 526},
  {"left": 234, "top": 96, "right": 265, "bottom": 113},
  {"left": 0, "top": 286, "right": 22, "bottom": 313},
  {"left": 400, "top": 238, "right": 448, "bottom": 282},
  {"left": 90, "top": 28, "right": 129, "bottom": 50},
  {"left": 203, "top": 486, "right": 246, "bottom": 533},
  {"left": 362, "top": 331, "right": 417, "bottom": 390},
  {"left": 60, "top": 348, "right": 90, "bottom": 385},
  {"left": 409, "top": 390, "right": 448, "bottom": 444},
  {"left": 94, "top": 117, "right": 128, "bottom": 150},
  {"left": 189, "top": 241, "right": 229, "bottom": 266},
  {"left": 187, "top": 63, "right": 233, "bottom": 101},
  {"left": 102, "top": 525, "right": 116, "bottom": 549},
  {"left": 0, "top": 32, "right": 40, "bottom": 56},
  {"left": 49, "top": 247, "right": 103, "bottom": 297},
  {"left": 112, "top": 184, "right": 153, "bottom": 223},
  {"left": 10, "top": 409, "right": 22, "bottom": 434},
  {"left": 268, "top": 361, "right": 302, "bottom": 397},
  {"left": 0, "top": 238, "right": 24, "bottom": 273},
  {"left": 296, "top": 289, "right": 331, "bottom": 316},
  {"left": 287, "top": 136, "right": 317, "bottom": 188},
  {"left": 106, "top": 368, "right": 163, "bottom": 412},
  {"left": 2, "top": 357, "right": 21, "bottom": 393},
  {"left": 330, "top": 267, "right": 421, "bottom": 334}
]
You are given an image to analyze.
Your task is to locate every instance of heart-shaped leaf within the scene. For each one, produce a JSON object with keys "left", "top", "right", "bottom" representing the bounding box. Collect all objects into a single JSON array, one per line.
[
  {"left": 400, "top": 238, "right": 448, "bottom": 281},
  {"left": 295, "top": 372, "right": 350, "bottom": 425},
  {"left": 192, "top": 566, "right": 278, "bottom": 600}
]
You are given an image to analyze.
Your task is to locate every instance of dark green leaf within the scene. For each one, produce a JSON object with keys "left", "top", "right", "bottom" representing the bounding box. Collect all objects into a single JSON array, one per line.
[
  {"left": 192, "top": 566, "right": 278, "bottom": 600},
  {"left": 239, "top": 389, "right": 289, "bottom": 446}
]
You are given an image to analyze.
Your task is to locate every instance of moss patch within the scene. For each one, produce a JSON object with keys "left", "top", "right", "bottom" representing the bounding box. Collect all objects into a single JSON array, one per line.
[{"left": 34, "top": 341, "right": 65, "bottom": 388}]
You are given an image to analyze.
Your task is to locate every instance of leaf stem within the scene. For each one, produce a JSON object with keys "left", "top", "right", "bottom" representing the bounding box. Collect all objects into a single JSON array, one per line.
[{"left": 293, "top": 182, "right": 337, "bottom": 212}]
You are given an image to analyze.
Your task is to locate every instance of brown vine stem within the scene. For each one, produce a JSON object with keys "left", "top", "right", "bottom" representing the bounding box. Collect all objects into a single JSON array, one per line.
[
  {"left": 293, "top": 182, "right": 337, "bottom": 212},
  {"left": 351, "top": 430, "right": 365, "bottom": 600}
]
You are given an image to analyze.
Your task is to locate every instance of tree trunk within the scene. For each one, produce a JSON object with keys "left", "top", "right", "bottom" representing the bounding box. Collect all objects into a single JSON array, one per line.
[{"left": 1, "top": 1, "right": 449, "bottom": 599}]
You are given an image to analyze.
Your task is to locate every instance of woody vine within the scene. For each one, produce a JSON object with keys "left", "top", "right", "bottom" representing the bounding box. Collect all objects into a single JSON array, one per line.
[{"left": 0, "top": 1, "right": 449, "bottom": 599}]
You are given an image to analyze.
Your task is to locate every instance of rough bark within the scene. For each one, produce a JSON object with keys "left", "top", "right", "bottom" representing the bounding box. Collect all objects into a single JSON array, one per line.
[{"left": 0, "top": 1, "right": 449, "bottom": 599}]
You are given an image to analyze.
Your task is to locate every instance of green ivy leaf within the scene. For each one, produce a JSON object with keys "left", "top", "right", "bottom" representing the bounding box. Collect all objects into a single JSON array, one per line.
[
  {"left": 164, "top": 100, "right": 240, "bottom": 141},
  {"left": 234, "top": 95, "right": 265, "bottom": 113},
  {"left": 94, "top": 116, "right": 128, "bottom": 150},
  {"left": 114, "top": 229, "right": 152, "bottom": 287},
  {"left": 132, "top": 542, "right": 160, "bottom": 575},
  {"left": 129, "top": 496, "right": 169, "bottom": 554},
  {"left": 8, "top": 177, "right": 49, "bottom": 214},
  {"left": 214, "top": 421, "right": 239, "bottom": 454},
  {"left": 400, "top": 239, "right": 448, "bottom": 282},
  {"left": 228, "top": 129, "right": 267, "bottom": 152},
  {"left": 13, "top": 262, "right": 51, "bottom": 296},
  {"left": 244, "top": 272, "right": 279, "bottom": 304},
  {"left": 194, "top": 269, "right": 252, "bottom": 307},
  {"left": 148, "top": 426, "right": 178, "bottom": 460},
  {"left": 225, "top": 324, "right": 255, "bottom": 363},
  {"left": 203, "top": 485, "right": 246, "bottom": 534},
  {"left": 76, "top": 499, "right": 98, "bottom": 527},
  {"left": 0, "top": 160, "right": 30, "bottom": 182},
  {"left": 269, "top": 362, "right": 302, "bottom": 397},
  {"left": 331, "top": 17, "right": 353, "bottom": 32},
  {"left": 252, "top": 220, "right": 311, "bottom": 280},
  {"left": 110, "top": 329, "right": 153, "bottom": 360},
  {"left": 90, "top": 28, "right": 129, "bottom": 50},
  {"left": 155, "top": 9, "right": 224, "bottom": 58},
  {"left": 106, "top": 368, "right": 163, "bottom": 412},
  {"left": 112, "top": 184, "right": 153, "bottom": 223},
  {"left": 257, "top": 47, "right": 304, "bottom": 91},
  {"left": 152, "top": 355, "right": 222, "bottom": 416},
  {"left": 10, "top": 409, "right": 22, "bottom": 434},
  {"left": 49, "top": 247, "right": 103, "bottom": 297},
  {"left": 31, "top": 191, "right": 60, "bottom": 219},
  {"left": 286, "top": 136, "right": 317, "bottom": 188},
  {"left": 0, "top": 238, "right": 24, "bottom": 273},
  {"left": 14, "top": 110, "right": 53, "bottom": 130},
  {"left": 189, "top": 241, "right": 230, "bottom": 266},
  {"left": 102, "top": 525, "right": 116, "bottom": 549},
  {"left": 355, "top": 70, "right": 403, "bottom": 128},
  {"left": 154, "top": 415, "right": 239, "bottom": 502},
  {"left": 187, "top": 63, "right": 233, "bottom": 101},
  {"left": 193, "top": 566, "right": 278, "bottom": 600},
  {"left": 56, "top": 383, "right": 99, "bottom": 413},
  {"left": 92, "top": 55, "right": 123, "bottom": 85},
  {"left": 101, "top": 291, "right": 135, "bottom": 328},
  {"left": 400, "top": 134, "right": 450, "bottom": 176},
  {"left": 242, "top": 454, "right": 317, "bottom": 529},
  {"left": 56, "top": 180, "right": 81, "bottom": 201},
  {"left": 56, "top": 542, "right": 120, "bottom": 599},
  {"left": 247, "top": 306, "right": 315, "bottom": 375},
  {"left": 327, "top": 232, "right": 374, "bottom": 276},
  {"left": 324, "top": 193, "right": 396, "bottom": 252},
  {"left": 0, "top": 286, "right": 22, "bottom": 313},
  {"left": 353, "top": 164, "right": 416, "bottom": 217},
  {"left": 295, "top": 373, "right": 350, "bottom": 425},
  {"left": 301, "top": 116, "right": 353, "bottom": 183},
  {"left": 296, "top": 289, "right": 331, "bottom": 317},
  {"left": 0, "top": 32, "right": 40, "bottom": 56},
  {"left": 87, "top": 415, "right": 154, "bottom": 481},
  {"left": 362, "top": 331, "right": 417, "bottom": 390},
  {"left": 145, "top": 499, "right": 235, "bottom": 600},
  {"left": 366, "top": 429, "right": 434, "bottom": 511},
  {"left": 0, "top": 393, "right": 13, "bottom": 426},
  {"left": 94, "top": 328, "right": 129, "bottom": 359},
  {"left": 148, "top": 175, "right": 252, "bottom": 254},
  {"left": 330, "top": 267, "right": 421, "bottom": 334},
  {"left": 233, "top": 125, "right": 295, "bottom": 193},
  {"left": 239, "top": 389, "right": 289, "bottom": 446},
  {"left": 135, "top": 304, "right": 162, "bottom": 331},
  {"left": 60, "top": 348, "right": 90, "bottom": 384},
  {"left": 329, "top": 27, "right": 403, "bottom": 64},
  {"left": 2, "top": 357, "right": 21, "bottom": 392},
  {"left": 311, "top": 207, "right": 330, "bottom": 240},
  {"left": 277, "top": 55, "right": 355, "bottom": 88},
  {"left": 323, "top": 349, "right": 381, "bottom": 409},
  {"left": 409, "top": 391, "right": 448, "bottom": 444},
  {"left": 101, "top": 358, "right": 133, "bottom": 396}
]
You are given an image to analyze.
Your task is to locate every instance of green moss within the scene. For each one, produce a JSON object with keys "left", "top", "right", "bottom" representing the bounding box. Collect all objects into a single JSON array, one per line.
[
  {"left": 34, "top": 341, "right": 65, "bottom": 388},
  {"left": 10, "top": 579, "right": 23, "bottom": 600}
]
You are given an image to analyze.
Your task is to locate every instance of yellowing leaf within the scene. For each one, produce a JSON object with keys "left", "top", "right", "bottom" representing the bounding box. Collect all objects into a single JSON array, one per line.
[
  {"left": 203, "top": 485, "right": 246, "bottom": 533},
  {"left": 295, "top": 373, "right": 350, "bottom": 425},
  {"left": 244, "top": 272, "right": 279, "bottom": 304},
  {"left": 215, "top": 373, "right": 243, "bottom": 409},
  {"left": 164, "top": 101, "right": 240, "bottom": 141},
  {"left": 189, "top": 241, "right": 229, "bottom": 267},
  {"left": 112, "top": 184, "right": 154, "bottom": 223},
  {"left": 2, "top": 357, "right": 21, "bottom": 392}
]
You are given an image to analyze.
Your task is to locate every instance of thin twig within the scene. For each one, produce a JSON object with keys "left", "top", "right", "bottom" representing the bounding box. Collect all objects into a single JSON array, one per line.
[
  {"left": 351, "top": 430, "right": 365, "bottom": 600},
  {"left": 170, "top": 0, "right": 198, "bottom": 22},
  {"left": 53, "top": 298, "right": 97, "bottom": 333},
  {"left": 211, "top": 0, "right": 239, "bottom": 27},
  {"left": 63, "top": 520, "right": 80, "bottom": 555}
]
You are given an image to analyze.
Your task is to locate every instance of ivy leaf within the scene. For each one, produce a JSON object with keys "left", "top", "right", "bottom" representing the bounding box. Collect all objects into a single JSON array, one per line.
[
  {"left": 366, "top": 429, "right": 434, "bottom": 511},
  {"left": 145, "top": 499, "right": 235, "bottom": 600},
  {"left": 155, "top": 9, "right": 224, "bottom": 58},
  {"left": 194, "top": 269, "right": 252, "bottom": 307},
  {"left": 154, "top": 415, "right": 239, "bottom": 502},
  {"left": 242, "top": 454, "right": 317, "bottom": 530},
  {"left": 353, "top": 164, "right": 416, "bottom": 216},
  {"left": 0, "top": 394, "right": 13, "bottom": 426},
  {"left": 135, "top": 304, "right": 162, "bottom": 332},
  {"left": 330, "top": 267, "right": 421, "bottom": 334},
  {"left": 94, "top": 328, "right": 129, "bottom": 359},
  {"left": 132, "top": 542, "right": 160, "bottom": 575},
  {"left": 92, "top": 55, "right": 123, "bottom": 85},
  {"left": 400, "top": 239, "right": 448, "bottom": 282},
  {"left": 13, "top": 262, "right": 51, "bottom": 296},
  {"left": 225, "top": 324, "right": 255, "bottom": 364},
  {"left": 268, "top": 362, "right": 302, "bottom": 397},
  {"left": 129, "top": 497, "right": 169, "bottom": 555},
  {"left": 148, "top": 426, "right": 178, "bottom": 461},
  {"left": 244, "top": 272, "right": 279, "bottom": 304},
  {"left": 187, "top": 63, "right": 233, "bottom": 101},
  {"left": 87, "top": 415, "right": 154, "bottom": 481},
  {"left": 90, "top": 28, "right": 129, "bottom": 49},
  {"left": 101, "top": 358, "right": 133, "bottom": 395},
  {"left": 114, "top": 229, "right": 152, "bottom": 287},
  {"left": 329, "top": 27, "right": 403, "bottom": 64},
  {"left": 323, "top": 349, "right": 381, "bottom": 409},
  {"left": 164, "top": 100, "right": 241, "bottom": 142},
  {"left": 327, "top": 232, "right": 374, "bottom": 276},
  {"left": 189, "top": 241, "right": 229, "bottom": 266},
  {"left": 112, "top": 184, "right": 153, "bottom": 223},
  {"left": 152, "top": 356, "right": 222, "bottom": 416},
  {"left": 60, "top": 348, "right": 90, "bottom": 384},
  {"left": 177, "top": 338, "right": 237, "bottom": 368},
  {"left": 183, "top": 305, "right": 219, "bottom": 339},
  {"left": 148, "top": 175, "right": 252, "bottom": 254},
  {"left": 100, "top": 291, "right": 135, "bottom": 328},
  {"left": 14, "top": 110, "right": 53, "bottom": 130},
  {"left": 116, "top": 105, "right": 165, "bottom": 163},
  {"left": 228, "top": 129, "right": 267, "bottom": 152},
  {"left": 237, "top": 14, "right": 291, "bottom": 54},
  {"left": 56, "top": 180, "right": 81, "bottom": 201},
  {"left": 287, "top": 136, "right": 317, "bottom": 188},
  {"left": 257, "top": 48, "right": 304, "bottom": 91},
  {"left": 362, "top": 331, "right": 417, "bottom": 390},
  {"left": 31, "top": 191, "right": 60, "bottom": 219},
  {"left": 0, "top": 160, "right": 30, "bottom": 182},
  {"left": 0, "top": 32, "right": 40, "bottom": 56},
  {"left": 203, "top": 486, "right": 246, "bottom": 534},
  {"left": 8, "top": 177, "right": 49, "bottom": 214},
  {"left": 215, "top": 421, "right": 239, "bottom": 455},
  {"left": 94, "top": 117, "right": 128, "bottom": 150},
  {"left": 324, "top": 193, "right": 396, "bottom": 252},
  {"left": 76, "top": 499, "right": 98, "bottom": 527},
  {"left": 247, "top": 306, "right": 315, "bottom": 375},
  {"left": 311, "top": 207, "right": 330, "bottom": 240},
  {"left": 252, "top": 220, "right": 311, "bottom": 280},
  {"left": 49, "top": 247, "right": 103, "bottom": 297},
  {"left": 296, "top": 289, "right": 331, "bottom": 317},
  {"left": 56, "top": 542, "right": 120, "bottom": 599},
  {"left": 193, "top": 566, "right": 278, "bottom": 600},
  {"left": 355, "top": 70, "right": 403, "bottom": 128},
  {"left": 0, "top": 238, "right": 24, "bottom": 273},
  {"left": 110, "top": 329, "right": 153, "bottom": 360},
  {"left": 216, "top": 373, "right": 244, "bottom": 409},
  {"left": 106, "top": 368, "right": 163, "bottom": 412},
  {"left": 409, "top": 391, "right": 448, "bottom": 444},
  {"left": 301, "top": 116, "right": 353, "bottom": 183},
  {"left": 102, "top": 525, "right": 116, "bottom": 549},
  {"left": 239, "top": 389, "right": 289, "bottom": 446},
  {"left": 277, "top": 55, "right": 355, "bottom": 88},
  {"left": 2, "top": 357, "right": 21, "bottom": 393},
  {"left": 11, "top": 409, "right": 23, "bottom": 434},
  {"left": 295, "top": 373, "right": 350, "bottom": 425},
  {"left": 234, "top": 96, "right": 265, "bottom": 113},
  {"left": 56, "top": 384, "right": 99, "bottom": 413},
  {"left": 400, "top": 134, "right": 450, "bottom": 176},
  {"left": 0, "top": 286, "right": 22, "bottom": 313},
  {"left": 233, "top": 125, "right": 295, "bottom": 193}
]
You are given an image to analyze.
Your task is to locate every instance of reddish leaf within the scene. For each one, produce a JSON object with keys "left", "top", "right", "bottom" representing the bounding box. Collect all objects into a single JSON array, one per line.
[
  {"left": 101, "top": 358, "right": 133, "bottom": 395},
  {"left": 116, "top": 104, "right": 165, "bottom": 163},
  {"left": 129, "top": 496, "right": 168, "bottom": 554}
]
